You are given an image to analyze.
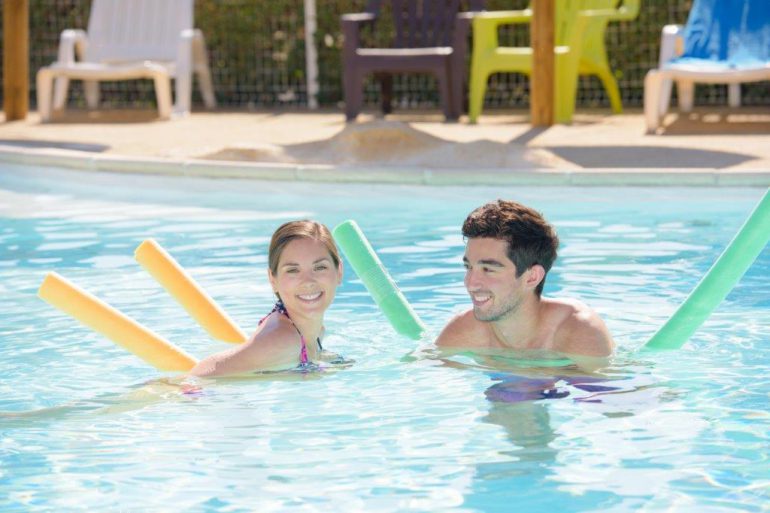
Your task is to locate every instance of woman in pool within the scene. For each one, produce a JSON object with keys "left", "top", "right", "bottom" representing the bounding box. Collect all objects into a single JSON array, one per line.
[{"left": 189, "top": 220, "right": 343, "bottom": 377}]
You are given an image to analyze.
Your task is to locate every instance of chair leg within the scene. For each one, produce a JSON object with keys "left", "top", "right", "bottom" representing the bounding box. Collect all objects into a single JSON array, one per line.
[
  {"left": 728, "top": 83, "right": 741, "bottom": 108},
  {"left": 84, "top": 80, "right": 100, "bottom": 109},
  {"left": 595, "top": 67, "right": 622, "bottom": 114},
  {"left": 192, "top": 30, "right": 216, "bottom": 109},
  {"left": 174, "top": 69, "right": 193, "bottom": 116},
  {"left": 579, "top": 31, "right": 622, "bottom": 114},
  {"left": 174, "top": 37, "right": 193, "bottom": 116},
  {"left": 379, "top": 73, "right": 394, "bottom": 114},
  {"left": 468, "top": 66, "right": 488, "bottom": 124},
  {"left": 53, "top": 77, "right": 70, "bottom": 110},
  {"left": 555, "top": 55, "right": 580, "bottom": 124},
  {"left": 449, "top": 54, "right": 468, "bottom": 119},
  {"left": 644, "top": 69, "right": 663, "bottom": 133},
  {"left": 195, "top": 65, "right": 217, "bottom": 110},
  {"left": 36, "top": 68, "right": 54, "bottom": 122},
  {"left": 153, "top": 74, "right": 173, "bottom": 120},
  {"left": 659, "top": 76, "right": 673, "bottom": 117},
  {"left": 343, "top": 67, "right": 364, "bottom": 121},
  {"left": 435, "top": 69, "right": 454, "bottom": 121},
  {"left": 677, "top": 80, "right": 694, "bottom": 112},
  {"left": 448, "top": 60, "right": 463, "bottom": 120}
]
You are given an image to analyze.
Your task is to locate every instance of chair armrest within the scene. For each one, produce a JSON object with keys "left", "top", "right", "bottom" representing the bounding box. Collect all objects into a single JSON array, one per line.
[
  {"left": 472, "top": 9, "right": 533, "bottom": 31},
  {"left": 341, "top": 12, "right": 377, "bottom": 52},
  {"left": 57, "top": 29, "right": 88, "bottom": 65},
  {"left": 452, "top": 12, "right": 472, "bottom": 65},
  {"left": 341, "top": 13, "right": 376, "bottom": 23},
  {"left": 178, "top": 29, "right": 195, "bottom": 75},
  {"left": 659, "top": 24, "right": 684, "bottom": 67},
  {"left": 617, "top": 0, "right": 641, "bottom": 21},
  {"left": 471, "top": 10, "right": 532, "bottom": 51},
  {"left": 603, "top": 0, "right": 640, "bottom": 22},
  {"left": 185, "top": 28, "right": 208, "bottom": 73},
  {"left": 579, "top": 8, "right": 630, "bottom": 20},
  {"left": 455, "top": 12, "right": 473, "bottom": 43}
]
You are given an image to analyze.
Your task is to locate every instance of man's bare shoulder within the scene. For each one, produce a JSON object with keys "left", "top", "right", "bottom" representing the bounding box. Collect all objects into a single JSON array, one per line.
[
  {"left": 548, "top": 298, "right": 614, "bottom": 357},
  {"left": 435, "top": 310, "right": 490, "bottom": 348}
]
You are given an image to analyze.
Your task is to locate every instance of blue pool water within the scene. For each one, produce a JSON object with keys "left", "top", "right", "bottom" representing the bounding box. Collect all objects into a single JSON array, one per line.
[{"left": 0, "top": 164, "right": 768, "bottom": 512}]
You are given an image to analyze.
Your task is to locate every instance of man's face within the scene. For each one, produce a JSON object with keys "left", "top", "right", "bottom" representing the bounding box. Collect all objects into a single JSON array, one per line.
[{"left": 463, "top": 237, "right": 527, "bottom": 322}]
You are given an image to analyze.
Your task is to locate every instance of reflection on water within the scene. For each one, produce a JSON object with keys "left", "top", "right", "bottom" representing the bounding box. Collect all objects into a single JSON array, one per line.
[
  {"left": 0, "top": 377, "right": 197, "bottom": 426},
  {"left": 469, "top": 401, "right": 564, "bottom": 512},
  {"left": 462, "top": 353, "right": 691, "bottom": 511}
]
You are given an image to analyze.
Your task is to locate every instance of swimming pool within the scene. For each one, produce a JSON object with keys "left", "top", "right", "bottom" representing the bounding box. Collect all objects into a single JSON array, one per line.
[{"left": 1, "top": 163, "right": 768, "bottom": 512}]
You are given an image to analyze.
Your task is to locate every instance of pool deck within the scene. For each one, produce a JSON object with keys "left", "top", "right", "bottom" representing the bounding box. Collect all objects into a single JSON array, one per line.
[{"left": 1, "top": 107, "right": 770, "bottom": 185}]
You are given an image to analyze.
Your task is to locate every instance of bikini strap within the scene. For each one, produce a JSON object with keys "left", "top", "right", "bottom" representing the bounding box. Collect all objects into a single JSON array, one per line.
[
  {"left": 260, "top": 300, "right": 312, "bottom": 365},
  {"left": 258, "top": 299, "right": 287, "bottom": 325}
]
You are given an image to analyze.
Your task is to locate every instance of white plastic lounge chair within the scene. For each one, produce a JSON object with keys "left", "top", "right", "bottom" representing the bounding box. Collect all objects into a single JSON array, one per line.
[
  {"left": 36, "top": 0, "right": 216, "bottom": 121},
  {"left": 644, "top": 0, "right": 770, "bottom": 133}
]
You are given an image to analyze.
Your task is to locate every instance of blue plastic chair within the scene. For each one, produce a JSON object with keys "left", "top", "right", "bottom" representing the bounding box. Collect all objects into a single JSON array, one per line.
[{"left": 644, "top": 0, "right": 770, "bottom": 132}]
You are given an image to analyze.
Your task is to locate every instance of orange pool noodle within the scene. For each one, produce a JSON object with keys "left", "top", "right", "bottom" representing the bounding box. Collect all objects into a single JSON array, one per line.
[
  {"left": 134, "top": 239, "right": 247, "bottom": 343},
  {"left": 37, "top": 272, "right": 198, "bottom": 372}
]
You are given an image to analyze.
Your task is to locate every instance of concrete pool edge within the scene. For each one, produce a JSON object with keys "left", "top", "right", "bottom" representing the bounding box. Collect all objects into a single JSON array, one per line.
[{"left": 1, "top": 145, "right": 769, "bottom": 187}]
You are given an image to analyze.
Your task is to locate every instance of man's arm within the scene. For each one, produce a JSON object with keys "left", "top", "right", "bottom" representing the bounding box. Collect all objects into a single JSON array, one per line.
[
  {"left": 555, "top": 305, "right": 614, "bottom": 357},
  {"left": 435, "top": 310, "right": 487, "bottom": 348},
  {"left": 435, "top": 313, "right": 466, "bottom": 347}
]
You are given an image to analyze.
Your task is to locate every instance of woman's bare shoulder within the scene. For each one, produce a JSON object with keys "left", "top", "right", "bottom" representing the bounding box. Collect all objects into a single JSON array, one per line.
[{"left": 190, "top": 312, "right": 302, "bottom": 377}]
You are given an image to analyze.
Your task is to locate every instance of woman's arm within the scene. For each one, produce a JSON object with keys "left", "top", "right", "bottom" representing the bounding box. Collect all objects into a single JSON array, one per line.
[{"left": 189, "top": 315, "right": 301, "bottom": 377}]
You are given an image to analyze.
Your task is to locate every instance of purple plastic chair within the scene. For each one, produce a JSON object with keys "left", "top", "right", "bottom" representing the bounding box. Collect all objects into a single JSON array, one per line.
[{"left": 341, "top": 0, "right": 483, "bottom": 121}]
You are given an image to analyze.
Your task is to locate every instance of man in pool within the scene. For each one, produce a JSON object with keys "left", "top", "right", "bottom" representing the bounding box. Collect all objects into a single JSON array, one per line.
[{"left": 436, "top": 200, "right": 614, "bottom": 360}]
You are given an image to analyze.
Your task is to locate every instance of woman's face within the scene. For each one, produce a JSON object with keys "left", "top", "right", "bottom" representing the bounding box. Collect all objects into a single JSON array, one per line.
[{"left": 268, "top": 237, "right": 342, "bottom": 320}]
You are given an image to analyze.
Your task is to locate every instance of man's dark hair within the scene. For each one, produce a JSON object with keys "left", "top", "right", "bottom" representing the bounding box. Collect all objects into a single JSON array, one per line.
[{"left": 462, "top": 200, "right": 559, "bottom": 296}]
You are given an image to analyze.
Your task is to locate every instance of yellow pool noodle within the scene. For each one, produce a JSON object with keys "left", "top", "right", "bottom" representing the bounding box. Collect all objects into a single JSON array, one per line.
[
  {"left": 37, "top": 272, "right": 198, "bottom": 372},
  {"left": 134, "top": 239, "right": 247, "bottom": 344}
]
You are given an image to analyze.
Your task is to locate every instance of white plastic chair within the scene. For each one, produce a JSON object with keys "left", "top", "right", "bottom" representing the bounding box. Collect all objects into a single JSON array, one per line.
[
  {"left": 644, "top": 0, "right": 770, "bottom": 133},
  {"left": 36, "top": 0, "right": 216, "bottom": 121}
]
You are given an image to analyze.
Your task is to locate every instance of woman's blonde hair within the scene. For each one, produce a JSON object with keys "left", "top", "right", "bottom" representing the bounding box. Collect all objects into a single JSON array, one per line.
[{"left": 268, "top": 220, "right": 341, "bottom": 275}]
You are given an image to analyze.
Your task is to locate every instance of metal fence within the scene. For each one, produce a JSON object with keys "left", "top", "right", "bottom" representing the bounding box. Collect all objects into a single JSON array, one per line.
[{"left": 1, "top": 0, "right": 768, "bottom": 112}]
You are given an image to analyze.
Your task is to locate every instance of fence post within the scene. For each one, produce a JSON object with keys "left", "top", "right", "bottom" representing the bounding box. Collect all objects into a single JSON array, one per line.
[
  {"left": 304, "top": 0, "right": 319, "bottom": 109},
  {"left": 3, "top": 0, "right": 29, "bottom": 121},
  {"left": 530, "top": 0, "right": 554, "bottom": 126}
]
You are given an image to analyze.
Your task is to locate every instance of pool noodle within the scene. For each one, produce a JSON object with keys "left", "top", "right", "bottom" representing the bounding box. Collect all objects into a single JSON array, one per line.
[
  {"left": 333, "top": 220, "right": 426, "bottom": 340},
  {"left": 644, "top": 188, "right": 770, "bottom": 350},
  {"left": 134, "top": 239, "right": 247, "bottom": 344},
  {"left": 37, "top": 272, "right": 198, "bottom": 371}
]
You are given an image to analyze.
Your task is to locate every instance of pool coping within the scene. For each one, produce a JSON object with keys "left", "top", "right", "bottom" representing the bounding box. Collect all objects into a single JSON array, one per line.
[{"left": 1, "top": 145, "right": 769, "bottom": 187}]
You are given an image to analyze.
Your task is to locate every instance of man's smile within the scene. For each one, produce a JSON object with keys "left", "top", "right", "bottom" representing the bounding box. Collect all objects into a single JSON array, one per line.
[{"left": 470, "top": 291, "right": 492, "bottom": 306}]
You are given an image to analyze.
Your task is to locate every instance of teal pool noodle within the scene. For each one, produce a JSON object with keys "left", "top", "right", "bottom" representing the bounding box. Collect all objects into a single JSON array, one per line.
[
  {"left": 333, "top": 220, "right": 426, "bottom": 339},
  {"left": 644, "top": 188, "right": 770, "bottom": 350}
]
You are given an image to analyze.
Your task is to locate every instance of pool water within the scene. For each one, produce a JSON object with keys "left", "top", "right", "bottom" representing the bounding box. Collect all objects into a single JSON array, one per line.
[{"left": 1, "top": 164, "right": 768, "bottom": 512}]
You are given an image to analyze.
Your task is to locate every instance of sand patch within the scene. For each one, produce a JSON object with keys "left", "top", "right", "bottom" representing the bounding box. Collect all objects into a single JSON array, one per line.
[{"left": 198, "top": 120, "right": 570, "bottom": 169}]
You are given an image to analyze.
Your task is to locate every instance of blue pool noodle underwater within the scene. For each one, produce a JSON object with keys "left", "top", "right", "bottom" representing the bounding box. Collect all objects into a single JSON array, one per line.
[
  {"left": 644, "top": 188, "right": 770, "bottom": 350},
  {"left": 333, "top": 220, "right": 426, "bottom": 340}
]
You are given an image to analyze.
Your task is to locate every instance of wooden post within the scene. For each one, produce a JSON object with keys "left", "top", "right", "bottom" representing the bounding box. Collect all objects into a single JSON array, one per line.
[
  {"left": 530, "top": 0, "right": 554, "bottom": 126},
  {"left": 3, "top": 0, "right": 29, "bottom": 121}
]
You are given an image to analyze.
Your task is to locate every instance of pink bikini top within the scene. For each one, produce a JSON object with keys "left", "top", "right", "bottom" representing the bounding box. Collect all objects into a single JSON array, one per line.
[{"left": 259, "top": 300, "right": 322, "bottom": 366}]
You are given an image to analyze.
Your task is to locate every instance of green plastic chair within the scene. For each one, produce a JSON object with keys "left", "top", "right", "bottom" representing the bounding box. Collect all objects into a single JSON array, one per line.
[{"left": 468, "top": 0, "right": 639, "bottom": 123}]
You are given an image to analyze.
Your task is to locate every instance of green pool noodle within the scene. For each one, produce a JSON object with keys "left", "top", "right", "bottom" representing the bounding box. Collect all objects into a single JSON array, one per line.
[
  {"left": 644, "top": 188, "right": 770, "bottom": 350},
  {"left": 333, "top": 220, "right": 426, "bottom": 340}
]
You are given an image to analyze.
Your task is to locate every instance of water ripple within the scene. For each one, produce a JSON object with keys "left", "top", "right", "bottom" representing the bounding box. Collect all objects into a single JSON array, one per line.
[{"left": 1, "top": 169, "right": 768, "bottom": 512}]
